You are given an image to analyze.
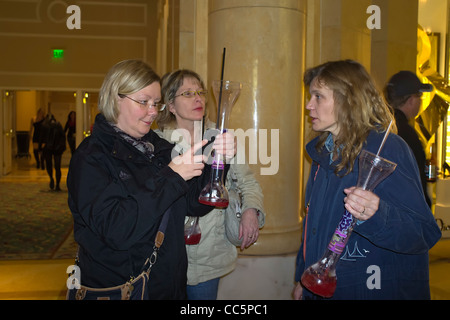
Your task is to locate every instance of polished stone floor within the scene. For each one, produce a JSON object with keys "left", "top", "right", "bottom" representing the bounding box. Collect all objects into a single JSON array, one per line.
[
  {"left": 0, "top": 157, "right": 449, "bottom": 300},
  {"left": 0, "top": 157, "right": 71, "bottom": 299}
]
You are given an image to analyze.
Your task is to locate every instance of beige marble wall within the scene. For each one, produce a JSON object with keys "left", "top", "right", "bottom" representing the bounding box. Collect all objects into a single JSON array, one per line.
[
  {"left": 319, "top": 0, "right": 372, "bottom": 68},
  {"left": 0, "top": 0, "right": 159, "bottom": 90},
  {"left": 178, "top": 0, "right": 208, "bottom": 82},
  {"left": 371, "top": 0, "right": 418, "bottom": 89},
  {"left": 208, "top": 0, "right": 307, "bottom": 255},
  {"left": 307, "top": 0, "right": 417, "bottom": 88}
]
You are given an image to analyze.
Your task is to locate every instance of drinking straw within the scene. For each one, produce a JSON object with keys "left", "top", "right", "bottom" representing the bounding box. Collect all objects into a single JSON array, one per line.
[
  {"left": 207, "top": 48, "right": 227, "bottom": 202},
  {"left": 216, "top": 48, "right": 226, "bottom": 126},
  {"left": 360, "top": 120, "right": 394, "bottom": 190},
  {"left": 376, "top": 120, "right": 393, "bottom": 156}
]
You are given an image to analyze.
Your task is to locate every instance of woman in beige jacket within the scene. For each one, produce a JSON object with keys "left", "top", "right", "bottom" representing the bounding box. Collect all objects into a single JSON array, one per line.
[{"left": 156, "top": 69, "right": 265, "bottom": 300}]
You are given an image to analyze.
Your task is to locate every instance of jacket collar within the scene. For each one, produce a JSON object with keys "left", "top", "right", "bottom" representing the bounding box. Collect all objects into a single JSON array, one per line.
[
  {"left": 92, "top": 113, "right": 174, "bottom": 161},
  {"left": 306, "top": 130, "right": 386, "bottom": 171},
  {"left": 306, "top": 134, "right": 338, "bottom": 171}
]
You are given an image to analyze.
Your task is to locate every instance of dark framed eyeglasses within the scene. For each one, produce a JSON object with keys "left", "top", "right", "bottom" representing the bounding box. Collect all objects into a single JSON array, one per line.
[
  {"left": 174, "top": 90, "right": 208, "bottom": 99},
  {"left": 118, "top": 94, "right": 166, "bottom": 112}
]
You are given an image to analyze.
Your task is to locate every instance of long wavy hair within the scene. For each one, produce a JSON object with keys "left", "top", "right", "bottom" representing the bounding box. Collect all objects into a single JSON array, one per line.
[{"left": 304, "top": 60, "right": 396, "bottom": 176}]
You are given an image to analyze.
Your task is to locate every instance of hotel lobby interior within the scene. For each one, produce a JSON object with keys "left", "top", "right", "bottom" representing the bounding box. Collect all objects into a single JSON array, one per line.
[{"left": 0, "top": 0, "right": 449, "bottom": 300}]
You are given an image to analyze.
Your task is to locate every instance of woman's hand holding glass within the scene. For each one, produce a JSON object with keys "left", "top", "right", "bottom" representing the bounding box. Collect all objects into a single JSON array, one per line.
[
  {"left": 168, "top": 132, "right": 236, "bottom": 181},
  {"left": 212, "top": 131, "right": 237, "bottom": 161},
  {"left": 343, "top": 187, "right": 380, "bottom": 221}
]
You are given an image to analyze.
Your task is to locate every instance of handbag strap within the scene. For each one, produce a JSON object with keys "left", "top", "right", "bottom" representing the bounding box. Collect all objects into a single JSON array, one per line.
[
  {"left": 154, "top": 206, "right": 171, "bottom": 248},
  {"left": 303, "top": 164, "right": 320, "bottom": 260},
  {"left": 73, "top": 207, "right": 172, "bottom": 275},
  {"left": 142, "top": 206, "right": 172, "bottom": 274}
]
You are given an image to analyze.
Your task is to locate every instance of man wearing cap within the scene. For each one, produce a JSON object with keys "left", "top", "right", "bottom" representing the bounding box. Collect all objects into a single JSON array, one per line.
[{"left": 384, "top": 70, "right": 433, "bottom": 207}]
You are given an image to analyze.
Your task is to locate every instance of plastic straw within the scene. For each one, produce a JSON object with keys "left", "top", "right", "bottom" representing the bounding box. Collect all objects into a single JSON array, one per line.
[
  {"left": 376, "top": 120, "right": 393, "bottom": 156},
  {"left": 216, "top": 48, "right": 226, "bottom": 126}
]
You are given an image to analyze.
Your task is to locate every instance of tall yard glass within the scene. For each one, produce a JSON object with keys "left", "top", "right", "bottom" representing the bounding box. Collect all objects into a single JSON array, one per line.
[
  {"left": 198, "top": 80, "right": 241, "bottom": 207},
  {"left": 300, "top": 150, "right": 397, "bottom": 298}
]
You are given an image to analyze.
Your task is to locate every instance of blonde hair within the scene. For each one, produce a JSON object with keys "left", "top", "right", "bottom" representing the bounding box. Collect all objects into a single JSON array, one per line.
[
  {"left": 98, "top": 59, "right": 160, "bottom": 123},
  {"left": 157, "top": 69, "right": 207, "bottom": 130},
  {"left": 304, "top": 60, "right": 396, "bottom": 176}
]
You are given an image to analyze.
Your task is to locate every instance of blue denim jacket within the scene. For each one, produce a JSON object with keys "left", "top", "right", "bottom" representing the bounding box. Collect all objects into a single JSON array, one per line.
[{"left": 295, "top": 130, "right": 441, "bottom": 299}]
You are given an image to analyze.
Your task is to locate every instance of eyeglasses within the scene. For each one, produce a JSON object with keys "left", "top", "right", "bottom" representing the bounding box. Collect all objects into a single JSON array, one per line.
[
  {"left": 119, "top": 94, "right": 166, "bottom": 112},
  {"left": 174, "top": 90, "right": 208, "bottom": 99}
]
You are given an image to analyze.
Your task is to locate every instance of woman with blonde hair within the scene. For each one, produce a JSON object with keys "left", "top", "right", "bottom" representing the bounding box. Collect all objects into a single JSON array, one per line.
[
  {"left": 294, "top": 60, "right": 441, "bottom": 300},
  {"left": 67, "top": 60, "right": 236, "bottom": 299}
]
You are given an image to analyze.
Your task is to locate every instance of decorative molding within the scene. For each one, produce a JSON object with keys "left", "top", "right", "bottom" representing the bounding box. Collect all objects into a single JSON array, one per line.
[
  {"left": 0, "top": 0, "right": 149, "bottom": 26},
  {"left": 0, "top": 71, "right": 104, "bottom": 78},
  {"left": 0, "top": 32, "right": 148, "bottom": 62},
  {"left": 47, "top": 0, "right": 69, "bottom": 24},
  {"left": 77, "top": 1, "right": 148, "bottom": 27},
  {"left": 0, "top": 0, "right": 41, "bottom": 23},
  {"left": 0, "top": 31, "right": 147, "bottom": 41}
]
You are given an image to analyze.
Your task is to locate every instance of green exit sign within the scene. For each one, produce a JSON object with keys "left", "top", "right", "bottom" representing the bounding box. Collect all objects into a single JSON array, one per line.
[{"left": 53, "top": 49, "right": 64, "bottom": 59}]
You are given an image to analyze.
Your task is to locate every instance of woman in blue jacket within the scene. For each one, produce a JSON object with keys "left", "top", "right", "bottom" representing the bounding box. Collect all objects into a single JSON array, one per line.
[{"left": 294, "top": 60, "right": 441, "bottom": 300}]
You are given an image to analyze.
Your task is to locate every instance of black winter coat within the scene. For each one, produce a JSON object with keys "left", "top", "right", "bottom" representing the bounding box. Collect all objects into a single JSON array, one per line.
[
  {"left": 394, "top": 109, "right": 431, "bottom": 207},
  {"left": 67, "top": 114, "right": 216, "bottom": 299}
]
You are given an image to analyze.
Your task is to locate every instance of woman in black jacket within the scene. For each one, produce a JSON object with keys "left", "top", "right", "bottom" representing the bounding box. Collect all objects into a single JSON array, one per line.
[
  {"left": 67, "top": 60, "right": 235, "bottom": 299},
  {"left": 64, "top": 111, "right": 76, "bottom": 155}
]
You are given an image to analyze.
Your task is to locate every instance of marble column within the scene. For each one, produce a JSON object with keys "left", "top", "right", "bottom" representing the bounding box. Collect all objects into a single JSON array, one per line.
[
  {"left": 371, "top": 0, "right": 418, "bottom": 88},
  {"left": 208, "top": 0, "right": 307, "bottom": 255},
  {"left": 314, "top": 0, "right": 372, "bottom": 68}
]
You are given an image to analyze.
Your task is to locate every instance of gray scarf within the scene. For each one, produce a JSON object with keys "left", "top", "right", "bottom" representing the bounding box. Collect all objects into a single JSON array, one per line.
[{"left": 111, "top": 124, "right": 155, "bottom": 160}]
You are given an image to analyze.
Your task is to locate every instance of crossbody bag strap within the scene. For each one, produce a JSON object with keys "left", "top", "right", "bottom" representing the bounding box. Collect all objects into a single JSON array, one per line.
[
  {"left": 69, "top": 207, "right": 173, "bottom": 288},
  {"left": 154, "top": 206, "right": 171, "bottom": 248},
  {"left": 143, "top": 206, "right": 172, "bottom": 274},
  {"left": 303, "top": 164, "right": 320, "bottom": 260}
]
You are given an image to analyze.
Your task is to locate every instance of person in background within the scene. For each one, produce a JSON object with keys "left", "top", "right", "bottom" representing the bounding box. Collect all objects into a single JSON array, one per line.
[
  {"left": 40, "top": 113, "right": 66, "bottom": 191},
  {"left": 66, "top": 60, "right": 236, "bottom": 299},
  {"left": 64, "top": 111, "right": 76, "bottom": 155},
  {"left": 30, "top": 108, "right": 45, "bottom": 169},
  {"left": 384, "top": 70, "right": 433, "bottom": 207},
  {"left": 156, "top": 69, "right": 265, "bottom": 300},
  {"left": 294, "top": 60, "right": 441, "bottom": 300}
]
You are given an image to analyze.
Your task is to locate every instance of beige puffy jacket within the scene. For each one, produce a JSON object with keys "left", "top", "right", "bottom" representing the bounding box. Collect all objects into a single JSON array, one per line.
[{"left": 155, "top": 123, "right": 265, "bottom": 285}]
